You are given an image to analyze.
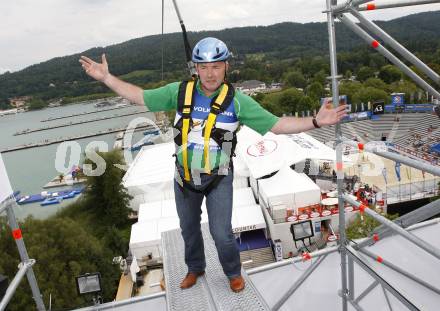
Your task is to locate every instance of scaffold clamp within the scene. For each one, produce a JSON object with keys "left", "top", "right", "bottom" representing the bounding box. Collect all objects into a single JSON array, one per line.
[
  {"left": 373, "top": 233, "right": 380, "bottom": 242},
  {"left": 302, "top": 252, "right": 312, "bottom": 261}
]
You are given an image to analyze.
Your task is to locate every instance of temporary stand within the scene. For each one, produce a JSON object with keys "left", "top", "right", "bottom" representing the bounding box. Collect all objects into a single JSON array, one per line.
[
  {"left": 0, "top": 195, "right": 46, "bottom": 311},
  {"left": 324, "top": 1, "right": 440, "bottom": 310}
]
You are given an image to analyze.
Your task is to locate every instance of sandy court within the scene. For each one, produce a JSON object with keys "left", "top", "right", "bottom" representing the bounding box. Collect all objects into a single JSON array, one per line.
[{"left": 343, "top": 151, "right": 438, "bottom": 191}]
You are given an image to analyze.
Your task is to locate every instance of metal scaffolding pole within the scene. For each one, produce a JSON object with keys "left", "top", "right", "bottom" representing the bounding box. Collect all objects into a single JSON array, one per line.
[
  {"left": 329, "top": 0, "right": 440, "bottom": 308},
  {"left": 349, "top": 8, "right": 440, "bottom": 84},
  {"left": 0, "top": 260, "right": 34, "bottom": 311},
  {"left": 272, "top": 255, "right": 327, "bottom": 310},
  {"left": 247, "top": 245, "right": 339, "bottom": 275},
  {"left": 353, "top": 280, "right": 379, "bottom": 304},
  {"left": 338, "top": 14, "right": 440, "bottom": 99},
  {"left": 343, "top": 194, "right": 440, "bottom": 260},
  {"left": 326, "top": 1, "right": 349, "bottom": 310},
  {"left": 0, "top": 198, "right": 46, "bottom": 311},
  {"left": 347, "top": 257, "right": 355, "bottom": 301},
  {"left": 358, "top": 0, "right": 440, "bottom": 12},
  {"left": 346, "top": 246, "right": 419, "bottom": 310},
  {"left": 332, "top": 0, "right": 371, "bottom": 13},
  {"left": 359, "top": 248, "right": 440, "bottom": 295},
  {"left": 349, "top": 300, "right": 365, "bottom": 311},
  {"left": 74, "top": 291, "right": 167, "bottom": 311},
  {"left": 381, "top": 285, "right": 394, "bottom": 311},
  {"left": 356, "top": 198, "right": 440, "bottom": 248}
]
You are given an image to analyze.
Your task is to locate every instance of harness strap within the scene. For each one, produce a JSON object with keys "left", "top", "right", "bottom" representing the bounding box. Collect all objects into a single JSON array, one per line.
[
  {"left": 181, "top": 80, "right": 196, "bottom": 182},
  {"left": 203, "top": 83, "right": 230, "bottom": 174}
]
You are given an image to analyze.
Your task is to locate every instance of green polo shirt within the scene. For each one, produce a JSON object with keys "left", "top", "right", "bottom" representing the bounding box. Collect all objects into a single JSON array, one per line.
[{"left": 143, "top": 81, "right": 279, "bottom": 169}]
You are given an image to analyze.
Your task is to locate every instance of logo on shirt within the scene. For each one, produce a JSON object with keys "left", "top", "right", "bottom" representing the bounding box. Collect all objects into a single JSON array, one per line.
[{"left": 193, "top": 106, "right": 234, "bottom": 117}]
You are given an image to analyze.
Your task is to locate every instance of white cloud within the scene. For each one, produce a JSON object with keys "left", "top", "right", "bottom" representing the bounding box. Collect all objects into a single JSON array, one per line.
[{"left": 0, "top": 0, "right": 439, "bottom": 72}]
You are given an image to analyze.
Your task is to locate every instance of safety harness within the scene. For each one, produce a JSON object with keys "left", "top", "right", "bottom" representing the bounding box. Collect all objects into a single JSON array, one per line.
[{"left": 173, "top": 79, "right": 237, "bottom": 191}]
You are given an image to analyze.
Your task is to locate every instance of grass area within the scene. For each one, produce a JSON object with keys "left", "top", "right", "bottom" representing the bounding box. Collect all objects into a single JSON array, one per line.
[{"left": 119, "top": 69, "right": 155, "bottom": 80}]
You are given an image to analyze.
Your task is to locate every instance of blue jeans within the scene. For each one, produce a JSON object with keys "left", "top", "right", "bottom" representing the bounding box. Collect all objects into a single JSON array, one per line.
[{"left": 174, "top": 167, "right": 241, "bottom": 279}]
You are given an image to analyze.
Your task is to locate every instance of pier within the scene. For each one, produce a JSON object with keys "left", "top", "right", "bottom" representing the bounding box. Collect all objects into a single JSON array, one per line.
[
  {"left": 40, "top": 104, "right": 141, "bottom": 122},
  {"left": 1, "top": 123, "right": 164, "bottom": 153},
  {"left": 15, "top": 110, "right": 149, "bottom": 136}
]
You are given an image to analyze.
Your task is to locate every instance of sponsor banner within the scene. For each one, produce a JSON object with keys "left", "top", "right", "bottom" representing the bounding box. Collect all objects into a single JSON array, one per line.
[
  {"left": 391, "top": 93, "right": 404, "bottom": 106},
  {"left": 372, "top": 101, "right": 385, "bottom": 115}
]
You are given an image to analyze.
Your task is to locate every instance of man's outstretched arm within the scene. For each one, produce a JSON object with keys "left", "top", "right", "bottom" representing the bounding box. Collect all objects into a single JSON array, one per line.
[
  {"left": 270, "top": 103, "right": 347, "bottom": 134},
  {"left": 79, "top": 54, "right": 144, "bottom": 106}
]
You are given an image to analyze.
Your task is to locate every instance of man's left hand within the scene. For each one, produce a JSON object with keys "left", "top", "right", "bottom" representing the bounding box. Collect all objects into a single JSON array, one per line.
[{"left": 315, "top": 103, "right": 348, "bottom": 127}]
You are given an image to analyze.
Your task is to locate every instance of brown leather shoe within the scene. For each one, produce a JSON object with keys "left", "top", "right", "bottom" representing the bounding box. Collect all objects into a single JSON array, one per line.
[
  {"left": 230, "top": 276, "right": 245, "bottom": 293},
  {"left": 180, "top": 271, "right": 205, "bottom": 289}
]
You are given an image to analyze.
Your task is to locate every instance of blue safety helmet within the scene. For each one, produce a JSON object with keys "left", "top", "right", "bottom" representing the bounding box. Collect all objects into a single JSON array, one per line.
[{"left": 192, "top": 37, "right": 230, "bottom": 63}]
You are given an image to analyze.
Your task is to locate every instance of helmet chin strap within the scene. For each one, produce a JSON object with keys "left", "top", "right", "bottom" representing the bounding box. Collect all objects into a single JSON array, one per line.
[{"left": 223, "top": 62, "right": 228, "bottom": 82}]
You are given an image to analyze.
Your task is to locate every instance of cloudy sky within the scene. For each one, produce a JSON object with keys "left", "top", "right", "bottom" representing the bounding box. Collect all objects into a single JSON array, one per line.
[{"left": 1, "top": 0, "right": 439, "bottom": 73}]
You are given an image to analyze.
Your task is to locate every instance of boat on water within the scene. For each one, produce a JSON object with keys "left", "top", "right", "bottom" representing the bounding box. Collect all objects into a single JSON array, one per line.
[
  {"left": 94, "top": 101, "right": 114, "bottom": 108},
  {"left": 16, "top": 187, "right": 85, "bottom": 205},
  {"left": 40, "top": 197, "right": 63, "bottom": 206}
]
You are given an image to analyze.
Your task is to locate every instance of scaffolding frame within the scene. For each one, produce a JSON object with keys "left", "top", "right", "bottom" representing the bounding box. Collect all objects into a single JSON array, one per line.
[
  {"left": 0, "top": 195, "right": 46, "bottom": 311},
  {"left": 251, "top": 1, "right": 440, "bottom": 310},
  {"left": 321, "top": 1, "right": 440, "bottom": 310}
]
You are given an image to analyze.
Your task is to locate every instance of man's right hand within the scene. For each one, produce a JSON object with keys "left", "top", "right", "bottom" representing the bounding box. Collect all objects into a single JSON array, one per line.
[
  {"left": 79, "top": 54, "right": 110, "bottom": 83},
  {"left": 78, "top": 53, "right": 145, "bottom": 106}
]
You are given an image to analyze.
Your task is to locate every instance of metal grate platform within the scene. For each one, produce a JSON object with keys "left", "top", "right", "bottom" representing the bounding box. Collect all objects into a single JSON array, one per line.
[{"left": 162, "top": 223, "right": 270, "bottom": 311}]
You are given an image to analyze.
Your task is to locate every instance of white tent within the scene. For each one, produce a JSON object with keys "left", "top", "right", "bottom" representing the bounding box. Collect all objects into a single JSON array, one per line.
[
  {"left": 258, "top": 167, "right": 321, "bottom": 212},
  {"left": 232, "top": 204, "right": 267, "bottom": 234},
  {"left": 236, "top": 126, "right": 351, "bottom": 179},
  {"left": 130, "top": 187, "right": 264, "bottom": 259},
  {"left": 122, "top": 143, "right": 175, "bottom": 197}
]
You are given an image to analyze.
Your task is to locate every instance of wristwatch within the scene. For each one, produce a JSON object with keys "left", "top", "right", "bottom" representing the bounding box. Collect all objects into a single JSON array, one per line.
[{"left": 312, "top": 117, "right": 321, "bottom": 128}]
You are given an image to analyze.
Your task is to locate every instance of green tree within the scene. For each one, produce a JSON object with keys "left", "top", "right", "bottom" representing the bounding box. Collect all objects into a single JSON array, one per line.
[
  {"left": 252, "top": 92, "right": 265, "bottom": 102},
  {"left": 306, "top": 82, "right": 325, "bottom": 101},
  {"left": 339, "top": 80, "right": 363, "bottom": 104},
  {"left": 364, "top": 77, "right": 388, "bottom": 91},
  {"left": 311, "top": 70, "right": 327, "bottom": 86},
  {"left": 344, "top": 69, "right": 353, "bottom": 80},
  {"left": 0, "top": 217, "right": 120, "bottom": 310},
  {"left": 28, "top": 98, "right": 47, "bottom": 110},
  {"left": 83, "top": 150, "right": 133, "bottom": 229},
  {"left": 353, "top": 87, "right": 388, "bottom": 105},
  {"left": 379, "top": 65, "right": 403, "bottom": 84},
  {"left": 346, "top": 213, "right": 398, "bottom": 240},
  {"left": 357, "top": 66, "right": 375, "bottom": 82},
  {"left": 283, "top": 71, "right": 307, "bottom": 89},
  {"left": 298, "top": 95, "right": 317, "bottom": 114},
  {"left": 278, "top": 88, "right": 304, "bottom": 114}
]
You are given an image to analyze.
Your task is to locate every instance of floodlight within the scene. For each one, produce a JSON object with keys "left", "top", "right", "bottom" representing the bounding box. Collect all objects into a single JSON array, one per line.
[
  {"left": 76, "top": 273, "right": 102, "bottom": 296},
  {"left": 290, "top": 220, "right": 314, "bottom": 251},
  {"left": 290, "top": 220, "right": 314, "bottom": 241}
]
